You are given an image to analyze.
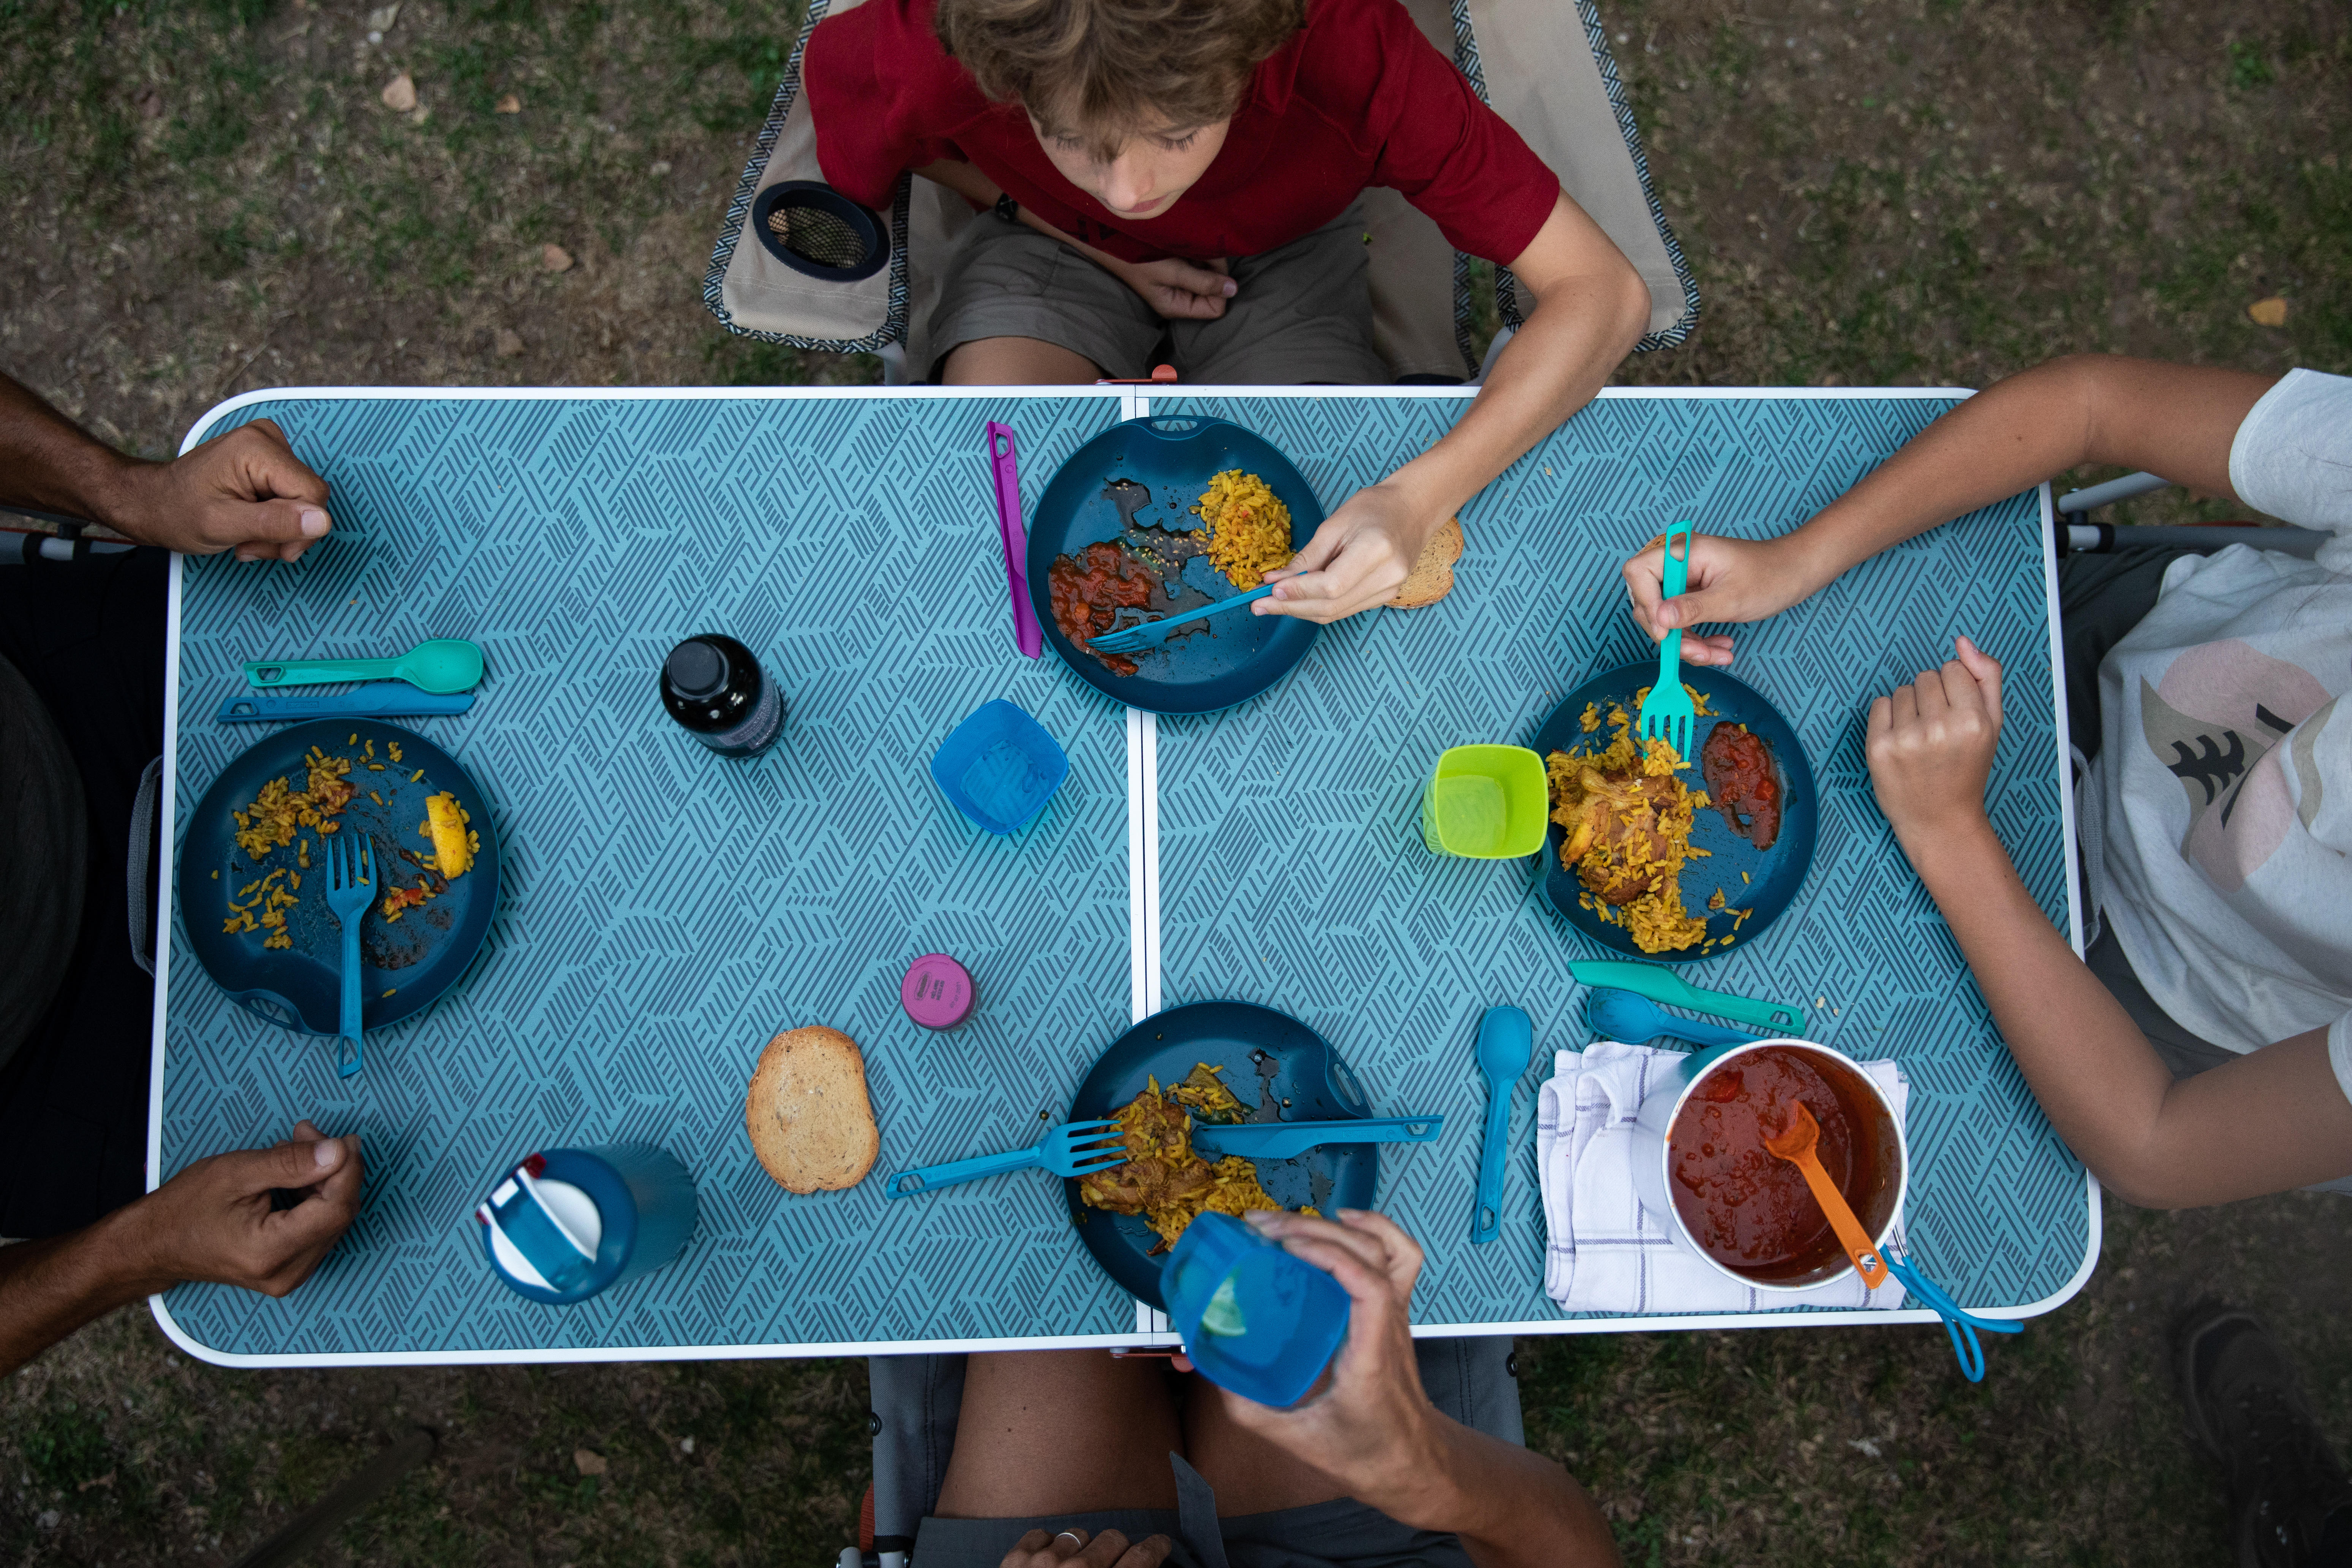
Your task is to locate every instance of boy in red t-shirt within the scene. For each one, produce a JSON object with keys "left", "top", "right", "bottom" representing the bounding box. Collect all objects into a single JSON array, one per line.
[{"left": 805, "top": 0, "right": 1653, "bottom": 622}]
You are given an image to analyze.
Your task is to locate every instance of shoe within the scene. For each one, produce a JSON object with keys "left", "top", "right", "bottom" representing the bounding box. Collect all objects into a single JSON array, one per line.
[{"left": 2175, "top": 1301, "right": 2352, "bottom": 1568}]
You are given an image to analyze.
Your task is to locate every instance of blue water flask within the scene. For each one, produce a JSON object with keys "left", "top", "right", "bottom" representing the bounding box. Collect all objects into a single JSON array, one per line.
[
  {"left": 474, "top": 1145, "right": 697, "bottom": 1306},
  {"left": 1163, "top": 1212, "right": 1351, "bottom": 1408}
]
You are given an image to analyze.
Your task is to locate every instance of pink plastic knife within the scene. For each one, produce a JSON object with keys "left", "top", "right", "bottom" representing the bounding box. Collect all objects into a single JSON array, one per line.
[{"left": 987, "top": 420, "right": 1044, "bottom": 659}]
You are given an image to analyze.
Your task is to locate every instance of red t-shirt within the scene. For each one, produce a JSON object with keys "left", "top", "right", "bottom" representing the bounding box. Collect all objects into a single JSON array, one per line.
[{"left": 803, "top": 0, "right": 1559, "bottom": 265}]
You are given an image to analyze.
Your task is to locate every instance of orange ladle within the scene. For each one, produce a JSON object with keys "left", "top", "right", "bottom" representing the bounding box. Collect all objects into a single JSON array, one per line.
[{"left": 1761, "top": 1102, "right": 1889, "bottom": 1290}]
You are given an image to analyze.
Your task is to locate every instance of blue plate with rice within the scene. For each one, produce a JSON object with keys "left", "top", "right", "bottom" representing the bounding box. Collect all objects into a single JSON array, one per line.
[{"left": 179, "top": 719, "right": 501, "bottom": 1038}]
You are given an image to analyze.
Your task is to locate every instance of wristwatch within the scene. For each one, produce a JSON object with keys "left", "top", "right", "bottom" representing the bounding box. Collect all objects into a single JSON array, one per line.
[{"left": 993, "top": 192, "right": 1019, "bottom": 224}]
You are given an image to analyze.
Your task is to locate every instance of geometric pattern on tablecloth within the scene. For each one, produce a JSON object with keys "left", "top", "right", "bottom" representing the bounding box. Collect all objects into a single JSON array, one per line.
[
  {"left": 1149, "top": 390, "right": 2088, "bottom": 1325},
  {"left": 160, "top": 392, "right": 1150, "bottom": 1358}
]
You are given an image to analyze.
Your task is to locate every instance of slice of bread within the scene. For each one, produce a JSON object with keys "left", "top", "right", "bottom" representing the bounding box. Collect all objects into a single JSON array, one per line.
[
  {"left": 746, "top": 1026, "right": 879, "bottom": 1193},
  {"left": 1390, "top": 515, "right": 1464, "bottom": 608}
]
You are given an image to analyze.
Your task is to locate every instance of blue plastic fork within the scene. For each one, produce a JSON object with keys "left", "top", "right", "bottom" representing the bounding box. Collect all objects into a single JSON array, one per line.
[
  {"left": 1087, "top": 585, "right": 1275, "bottom": 656},
  {"left": 884, "top": 1118, "right": 1126, "bottom": 1199},
  {"left": 1637, "top": 519, "right": 1698, "bottom": 762},
  {"left": 323, "top": 831, "right": 374, "bottom": 1079}
]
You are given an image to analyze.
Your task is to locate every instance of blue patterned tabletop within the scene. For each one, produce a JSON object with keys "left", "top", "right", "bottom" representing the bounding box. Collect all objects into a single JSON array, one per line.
[
  {"left": 1147, "top": 390, "right": 2088, "bottom": 1327},
  {"left": 157, "top": 388, "right": 2088, "bottom": 1364},
  {"left": 160, "top": 390, "right": 1158, "bottom": 1361}
]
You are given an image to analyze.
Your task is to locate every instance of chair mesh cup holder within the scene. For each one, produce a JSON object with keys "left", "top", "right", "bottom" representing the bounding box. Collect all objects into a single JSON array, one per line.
[{"left": 751, "top": 181, "right": 889, "bottom": 283}]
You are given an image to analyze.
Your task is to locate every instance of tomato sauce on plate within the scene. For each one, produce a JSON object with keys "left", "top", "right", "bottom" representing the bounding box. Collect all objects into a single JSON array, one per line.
[
  {"left": 1667, "top": 1046, "right": 1860, "bottom": 1273},
  {"left": 1700, "top": 721, "right": 1781, "bottom": 850}
]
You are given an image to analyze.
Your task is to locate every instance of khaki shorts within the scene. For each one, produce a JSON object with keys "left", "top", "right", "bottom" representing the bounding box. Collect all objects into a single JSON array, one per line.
[{"left": 926, "top": 199, "right": 1388, "bottom": 385}]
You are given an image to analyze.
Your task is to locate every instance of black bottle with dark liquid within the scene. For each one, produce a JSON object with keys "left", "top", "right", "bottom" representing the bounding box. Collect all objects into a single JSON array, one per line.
[{"left": 661, "top": 635, "right": 784, "bottom": 757}]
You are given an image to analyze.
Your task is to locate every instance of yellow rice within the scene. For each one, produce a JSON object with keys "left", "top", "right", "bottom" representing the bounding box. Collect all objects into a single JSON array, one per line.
[{"left": 1190, "top": 469, "right": 1293, "bottom": 588}]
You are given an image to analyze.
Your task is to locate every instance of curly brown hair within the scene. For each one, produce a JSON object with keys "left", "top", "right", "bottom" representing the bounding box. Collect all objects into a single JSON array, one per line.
[{"left": 936, "top": 0, "right": 1306, "bottom": 160}]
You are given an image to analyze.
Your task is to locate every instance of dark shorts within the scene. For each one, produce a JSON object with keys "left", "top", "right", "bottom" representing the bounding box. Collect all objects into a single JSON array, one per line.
[
  {"left": 0, "top": 547, "right": 167, "bottom": 1237},
  {"left": 926, "top": 201, "right": 1387, "bottom": 386},
  {"left": 895, "top": 1339, "right": 1517, "bottom": 1568}
]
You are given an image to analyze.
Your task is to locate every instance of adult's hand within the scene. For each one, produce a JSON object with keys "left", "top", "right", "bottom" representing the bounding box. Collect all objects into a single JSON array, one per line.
[
  {"left": 1865, "top": 637, "right": 2003, "bottom": 842},
  {"left": 0, "top": 1119, "right": 364, "bottom": 1376},
  {"left": 1192, "top": 1209, "right": 1450, "bottom": 1507},
  {"left": 103, "top": 418, "right": 335, "bottom": 563},
  {"left": 996, "top": 1527, "right": 1172, "bottom": 1568},
  {"left": 1253, "top": 482, "right": 1433, "bottom": 624},
  {"left": 1620, "top": 531, "right": 1819, "bottom": 668},
  {"left": 112, "top": 1118, "right": 365, "bottom": 1296}
]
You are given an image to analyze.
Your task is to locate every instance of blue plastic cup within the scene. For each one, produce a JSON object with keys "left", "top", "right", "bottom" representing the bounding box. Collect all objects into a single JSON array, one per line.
[
  {"left": 931, "top": 700, "right": 1069, "bottom": 834},
  {"left": 1163, "top": 1212, "right": 1350, "bottom": 1408},
  {"left": 474, "top": 1145, "right": 698, "bottom": 1306}
]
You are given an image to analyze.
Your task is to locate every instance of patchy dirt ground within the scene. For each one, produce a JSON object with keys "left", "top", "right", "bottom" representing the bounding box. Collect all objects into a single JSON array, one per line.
[{"left": 2, "top": 0, "right": 2347, "bottom": 1562}]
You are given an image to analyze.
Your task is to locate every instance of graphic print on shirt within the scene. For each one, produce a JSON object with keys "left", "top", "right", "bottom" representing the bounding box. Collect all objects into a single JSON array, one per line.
[{"left": 2139, "top": 639, "right": 2332, "bottom": 895}]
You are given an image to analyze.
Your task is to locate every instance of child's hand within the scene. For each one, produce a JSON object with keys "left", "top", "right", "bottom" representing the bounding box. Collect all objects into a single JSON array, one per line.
[
  {"left": 1621, "top": 531, "right": 1815, "bottom": 667},
  {"left": 1254, "top": 482, "right": 1427, "bottom": 621},
  {"left": 1866, "top": 637, "right": 2004, "bottom": 840},
  {"left": 1115, "top": 256, "right": 1234, "bottom": 321}
]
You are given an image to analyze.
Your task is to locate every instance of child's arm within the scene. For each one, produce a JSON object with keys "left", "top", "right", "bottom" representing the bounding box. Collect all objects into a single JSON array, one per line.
[
  {"left": 1623, "top": 354, "right": 2279, "bottom": 667},
  {"left": 1255, "top": 188, "right": 1652, "bottom": 622},
  {"left": 1869, "top": 639, "right": 2352, "bottom": 1207}
]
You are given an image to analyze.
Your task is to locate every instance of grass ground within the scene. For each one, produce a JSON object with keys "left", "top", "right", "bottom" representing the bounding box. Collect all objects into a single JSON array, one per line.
[{"left": 2, "top": 0, "right": 2349, "bottom": 1562}]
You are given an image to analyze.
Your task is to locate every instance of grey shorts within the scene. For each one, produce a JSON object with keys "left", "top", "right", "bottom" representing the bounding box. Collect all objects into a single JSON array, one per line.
[
  {"left": 899, "top": 1338, "right": 1517, "bottom": 1568},
  {"left": 926, "top": 200, "right": 1387, "bottom": 385}
]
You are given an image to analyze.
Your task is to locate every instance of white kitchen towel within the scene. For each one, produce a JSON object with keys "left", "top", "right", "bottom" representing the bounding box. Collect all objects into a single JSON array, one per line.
[{"left": 1537, "top": 1041, "right": 1911, "bottom": 1314}]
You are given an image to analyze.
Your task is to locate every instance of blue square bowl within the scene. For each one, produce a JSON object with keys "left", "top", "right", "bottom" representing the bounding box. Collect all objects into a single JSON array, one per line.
[{"left": 931, "top": 700, "right": 1069, "bottom": 835}]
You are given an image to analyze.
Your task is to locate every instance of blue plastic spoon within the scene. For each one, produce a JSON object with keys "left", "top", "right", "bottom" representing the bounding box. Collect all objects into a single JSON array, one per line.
[
  {"left": 1470, "top": 1005, "right": 1532, "bottom": 1244},
  {"left": 1586, "top": 988, "right": 1769, "bottom": 1050}
]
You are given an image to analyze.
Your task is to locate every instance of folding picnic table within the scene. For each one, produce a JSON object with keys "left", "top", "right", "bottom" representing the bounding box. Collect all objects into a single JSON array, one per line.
[{"left": 152, "top": 384, "right": 2094, "bottom": 1367}]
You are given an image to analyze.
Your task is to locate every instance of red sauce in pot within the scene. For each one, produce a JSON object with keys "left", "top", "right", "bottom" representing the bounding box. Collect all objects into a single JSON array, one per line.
[
  {"left": 1666, "top": 1046, "right": 1856, "bottom": 1271},
  {"left": 1700, "top": 722, "right": 1781, "bottom": 850}
]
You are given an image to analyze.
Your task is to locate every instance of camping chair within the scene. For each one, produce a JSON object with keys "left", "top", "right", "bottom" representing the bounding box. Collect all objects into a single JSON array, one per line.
[
  {"left": 2055, "top": 471, "right": 2329, "bottom": 558},
  {"left": 839, "top": 1338, "right": 1524, "bottom": 1568},
  {"left": 704, "top": 0, "right": 1698, "bottom": 384}
]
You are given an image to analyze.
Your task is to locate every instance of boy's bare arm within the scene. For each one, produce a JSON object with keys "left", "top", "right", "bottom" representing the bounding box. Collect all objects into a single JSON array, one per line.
[
  {"left": 1867, "top": 643, "right": 2352, "bottom": 1208},
  {"left": 1622, "top": 354, "right": 2281, "bottom": 665},
  {"left": 1259, "top": 189, "right": 1650, "bottom": 622}
]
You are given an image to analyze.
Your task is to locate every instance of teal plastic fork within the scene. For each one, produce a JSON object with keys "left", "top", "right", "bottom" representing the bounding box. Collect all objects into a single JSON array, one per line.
[
  {"left": 323, "top": 831, "right": 374, "bottom": 1079},
  {"left": 1637, "top": 520, "right": 1698, "bottom": 762},
  {"left": 1087, "top": 586, "right": 1276, "bottom": 656},
  {"left": 884, "top": 1118, "right": 1125, "bottom": 1199}
]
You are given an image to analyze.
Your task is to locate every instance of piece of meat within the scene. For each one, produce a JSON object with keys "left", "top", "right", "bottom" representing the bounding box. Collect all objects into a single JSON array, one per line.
[
  {"left": 1700, "top": 722, "right": 1781, "bottom": 850},
  {"left": 1557, "top": 767, "right": 1683, "bottom": 904}
]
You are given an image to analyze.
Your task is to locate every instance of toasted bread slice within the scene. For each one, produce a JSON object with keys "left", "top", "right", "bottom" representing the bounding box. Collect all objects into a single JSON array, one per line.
[
  {"left": 746, "top": 1026, "right": 879, "bottom": 1193},
  {"left": 1390, "top": 515, "right": 1464, "bottom": 608}
]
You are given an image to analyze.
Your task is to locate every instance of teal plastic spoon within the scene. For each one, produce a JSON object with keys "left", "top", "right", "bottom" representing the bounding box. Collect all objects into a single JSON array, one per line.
[{"left": 245, "top": 638, "right": 484, "bottom": 695}]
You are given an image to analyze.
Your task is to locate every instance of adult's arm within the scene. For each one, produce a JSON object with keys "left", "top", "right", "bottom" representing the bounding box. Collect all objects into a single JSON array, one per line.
[
  {"left": 0, "top": 1121, "right": 363, "bottom": 1376},
  {"left": 1258, "top": 190, "right": 1651, "bottom": 622},
  {"left": 0, "top": 370, "right": 335, "bottom": 562},
  {"left": 1208, "top": 1210, "right": 1619, "bottom": 1568},
  {"left": 1867, "top": 640, "right": 2352, "bottom": 1207},
  {"left": 1623, "top": 354, "right": 2281, "bottom": 665}
]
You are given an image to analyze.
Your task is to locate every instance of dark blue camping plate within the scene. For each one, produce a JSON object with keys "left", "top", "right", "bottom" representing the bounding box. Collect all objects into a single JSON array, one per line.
[
  {"left": 1529, "top": 664, "right": 1816, "bottom": 963},
  {"left": 1027, "top": 417, "right": 1322, "bottom": 715},
  {"left": 179, "top": 719, "right": 501, "bottom": 1036},
  {"left": 1065, "top": 1000, "right": 1377, "bottom": 1311}
]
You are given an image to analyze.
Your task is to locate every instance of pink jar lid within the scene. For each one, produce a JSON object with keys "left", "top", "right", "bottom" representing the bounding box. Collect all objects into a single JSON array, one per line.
[{"left": 901, "top": 954, "right": 975, "bottom": 1030}]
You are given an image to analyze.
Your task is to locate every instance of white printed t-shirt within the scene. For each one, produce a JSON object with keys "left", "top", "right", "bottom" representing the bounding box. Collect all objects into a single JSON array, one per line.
[{"left": 2083, "top": 367, "right": 2352, "bottom": 1105}]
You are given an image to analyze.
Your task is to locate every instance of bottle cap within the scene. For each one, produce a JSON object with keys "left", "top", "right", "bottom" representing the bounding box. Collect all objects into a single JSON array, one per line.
[
  {"left": 666, "top": 640, "right": 728, "bottom": 700},
  {"left": 901, "top": 953, "right": 975, "bottom": 1030}
]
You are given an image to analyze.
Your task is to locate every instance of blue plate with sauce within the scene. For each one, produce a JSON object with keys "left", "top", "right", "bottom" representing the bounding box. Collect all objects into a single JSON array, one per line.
[
  {"left": 178, "top": 718, "right": 501, "bottom": 1038},
  {"left": 1064, "top": 1000, "right": 1376, "bottom": 1311},
  {"left": 1528, "top": 664, "right": 1816, "bottom": 964},
  {"left": 1027, "top": 417, "right": 1323, "bottom": 715}
]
